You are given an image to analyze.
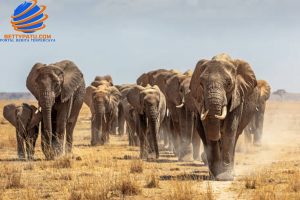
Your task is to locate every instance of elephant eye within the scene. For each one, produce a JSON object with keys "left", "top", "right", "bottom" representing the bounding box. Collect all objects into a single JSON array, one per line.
[{"left": 225, "top": 78, "right": 232, "bottom": 89}]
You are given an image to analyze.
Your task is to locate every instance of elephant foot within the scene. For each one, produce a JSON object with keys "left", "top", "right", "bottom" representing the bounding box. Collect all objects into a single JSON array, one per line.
[
  {"left": 178, "top": 153, "right": 193, "bottom": 162},
  {"left": 215, "top": 171, "right": 234, "bottom": 181},
  {"left": 178, "top": 143, "right": 193, "bottom": 162},
  {"left": 201, "top": 152, "right": 208, "bottom": 166},
  {"left": 253, "top": 141, "right": 262, "bottom": 147}
]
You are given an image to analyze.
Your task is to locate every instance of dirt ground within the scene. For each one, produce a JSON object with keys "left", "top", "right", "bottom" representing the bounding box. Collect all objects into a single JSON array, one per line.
[{"left": 0, "top": 100, "right": 299, "bottom": 200}]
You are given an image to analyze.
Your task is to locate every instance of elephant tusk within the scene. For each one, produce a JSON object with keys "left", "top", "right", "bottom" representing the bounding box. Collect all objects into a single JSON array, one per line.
[
  {"left": 201, "top": 108, "right": 209, "bottom": 121},
  {"left": 215, "top": 106, "right": 227, "bottom": 120},
  {"left": 103, "top": 115, "right": 107, "bottom": 123},
  {"left": 35, "top": 106, "right": 41, "bottom": 114},
  {"left": 176, "top": 103, "right": 184, "bottom": 108},
  {"left": 176, "top": 96, "right": 185, "bottom": 108}
]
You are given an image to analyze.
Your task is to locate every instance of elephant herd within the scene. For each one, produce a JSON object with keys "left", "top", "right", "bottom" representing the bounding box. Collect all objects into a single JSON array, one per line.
[{"left": 2, "top": 53, "right": 271, "bottom": 181}]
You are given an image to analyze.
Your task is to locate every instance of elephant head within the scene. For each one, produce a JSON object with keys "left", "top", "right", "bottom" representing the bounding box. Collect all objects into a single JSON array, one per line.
[
  {"left": 127, "top": 84, "right": 166, "bottom": 158},
  {"left": 3, "top": 103, "right": 41, "bottom": 131},
  {"left": 26, "top": 60, "right": 83, "bottom": 158},
  {"left": 84, "top": 85, "right": 121, "bottom": 145},
  {"left": 190, "top": 53, "right": 257, "bottom": 141},
  {"left": 92, "top": 75, "right": 114, "bottom": 87}
]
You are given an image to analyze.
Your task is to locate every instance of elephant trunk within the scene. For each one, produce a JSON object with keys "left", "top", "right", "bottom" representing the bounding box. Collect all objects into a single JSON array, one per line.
[
  {"left": 148, "top": 104, "right": 159, "bottom": 158},
  {"left": 93, "top": 102, "right": 106, "bottom": 145},
  {"left": 204, "top": 90, "right": 226, "bottom": 141},
  {"left": 40, "top": 91, "right": 55, "bottom": 159}
]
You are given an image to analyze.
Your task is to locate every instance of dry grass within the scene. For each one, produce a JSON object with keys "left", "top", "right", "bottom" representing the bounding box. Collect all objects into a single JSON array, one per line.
[
  {"left": 130, "top": 159, "right": 143, "bottom": 173},
  {"left": 5, "top": 167, "right": 23, "bottom": 189},
  {"left": 167, "top": 181, "right": 195, "bottom": 200},
  {"left": 234, "top": 161, "right": 300, "bottom": 200},
  {"left": 145, "top": 173, "right": 160, "bottom": 188},
  {"left": 52, "top": 156, "right": 73, "bottom": 169}
]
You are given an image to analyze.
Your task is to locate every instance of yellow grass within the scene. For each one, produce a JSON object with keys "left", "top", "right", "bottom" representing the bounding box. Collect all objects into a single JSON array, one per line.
[{"left": 0, "top": 100, "right": 299, "bottom": 199}]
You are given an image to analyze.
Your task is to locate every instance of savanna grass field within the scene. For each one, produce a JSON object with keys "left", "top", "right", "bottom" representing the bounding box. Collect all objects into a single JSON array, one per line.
[{"left": 0, "top": 99, "right": 299, "bottom": 200}]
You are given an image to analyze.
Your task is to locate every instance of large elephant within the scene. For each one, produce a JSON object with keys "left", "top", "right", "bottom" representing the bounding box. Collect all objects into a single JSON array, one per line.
[
  {"left": 165, "top": 73, "right": 201, "bottom": 161},
  {"left": 127, "top": 85, "right": 166, "bottom": 159},
  {"left": 190, "top": 53, "right": 258, "bottom": 181},
  {"left": 26, "top": 60, "right": 85, "bottom": 159},
  {"left": 244, "top": 80, "right": 271, "bottom": 146},
  {"left": 3, "top": 103, "right": 42, "bottom": 160},
  {"left": 84, "top": 82, "right": 121, "bottom": 145}
]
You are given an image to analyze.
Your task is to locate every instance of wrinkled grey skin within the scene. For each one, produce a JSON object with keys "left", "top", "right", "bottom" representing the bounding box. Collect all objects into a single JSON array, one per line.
[
  {"left": 244, "top": 80, "right": 271, "bottom": 146},
  {"left": 26, "top": 60, "right": 85, "bottom": 159},
  {"left": 116, "top": 84, "right": 140, "bottom": 146},
  {"left": 84, "top": 82, "right": 121, "bottom": 146},
  {"left": 3, "top": 103, "right": 41, "bottom": 160},
  {"left": 190, "top": 54, "right": 258, "bottom": 181},
  {"left": 127, "top": 85, "right": 166, "bottom": 159},
  {"left": 165, "top": 73, "right": 201, "bottom": 161}
]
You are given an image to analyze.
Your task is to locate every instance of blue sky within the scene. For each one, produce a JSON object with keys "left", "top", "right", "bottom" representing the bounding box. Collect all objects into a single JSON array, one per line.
[{"left": 0, "top": 0, "right": 299, "bottom": 92}]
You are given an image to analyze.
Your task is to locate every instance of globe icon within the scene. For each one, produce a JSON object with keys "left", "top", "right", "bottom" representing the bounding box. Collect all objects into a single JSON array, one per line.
[{"left": 11, "top": 0, "right": 48, "bottom": 33}]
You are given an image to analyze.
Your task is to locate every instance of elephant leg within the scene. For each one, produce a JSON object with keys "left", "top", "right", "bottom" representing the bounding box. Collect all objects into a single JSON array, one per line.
[
  {"left": 16, "top": 130, "right": 25, "bottom": 160},
  {"left": 91, "top": 115, "right": 97, "bottom": 146},
  {"left": 206, "top": 140, "right": 222, "bottom": 179},
  {"left": 178, "top": 108, "right": 193, "bottom": 162},
  {"left": 40, "top": 121, "right": 53, "bottom": 160},
  {"left": 137, "top": 115, "right": 147, "bottom": 159},
  {"left": 195, "top": 114, "right": 208, "bottom": 165},
  {"left": 192, "top": 129, "right": 201, "bottom": 161},
  {"left": 51, "top": 110, "right": 59, "bottom": 155},
  {"left": 66, "top": 100, "right": 82, "bottom": 154},
  {"left": 253, "top": 113, "right": 263, "bottom": 146},
  {"left": 118, "top": 105, "right": 125, "bottom": 136},
  {"left": 170, "top": 119, "right": 180, "bottom": 157},
  {"left": 216, "top": 128, "right": 238, "bottom": 181},
  {"left": 55, "top": 113, "right": 67, "bottom": 156},
  {"left": 27, "top": 126, "right": 39, "bottom": 160}
]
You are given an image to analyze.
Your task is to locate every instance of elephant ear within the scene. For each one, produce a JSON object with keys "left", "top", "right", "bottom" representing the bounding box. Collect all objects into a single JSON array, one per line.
[
  {"left": 3, "top": 104, "right": 17, "bottom": 127},
  {"left": 28, "top": 105, "right": 42, "bottom": 130},
  {"left": 230, "top": 59, "right": 257, "bottom": 112},
  {"left": 127, "top": 85, "right": 144, "bottom": 114},
  {"left": 26, "top": 63, "right": 45, "bottom": 100},
  {"left": 108, "top": 86, "right": 122, "bottom": 108},
  {"left": 84, "top": 86, "right": 97, "bottom": 113},
  {"left": 166, "top": 75, "right": 182, "bottom": 105},
  {"left": 54, "top": 60, "right": 84, "bottom": 102},
  {"left": 190, "top": 59, "right": 208, "bottom": 107},
  {"left": 258, "top": 80, "right": 271, "bottom": 101}
]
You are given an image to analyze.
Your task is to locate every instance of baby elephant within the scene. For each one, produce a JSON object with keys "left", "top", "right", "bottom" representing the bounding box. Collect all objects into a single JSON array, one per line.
[{"left": 3, "top": 103, "right": 42, "bottom": 160}]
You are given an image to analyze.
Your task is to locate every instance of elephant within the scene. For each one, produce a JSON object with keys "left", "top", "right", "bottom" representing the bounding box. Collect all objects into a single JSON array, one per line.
[
  {"left": 3, "top": 103, "right": 42, "bottom": 160},
  {"left": 26, "top": 60, "right": 85, "bottom": 159},
  {"left": 137, "top": 69, "right": 181, "bottom": 153},
  {"left": 190, "top": 53, "right": 258, "bottom": 181},
  {"left": 126, "top": 84, "right": 166, "bottom": 159},
  {"left": 120, "top": 98, "right": 139, "bottom": 146},
  {"left": 88, "top": 76, "right": 119, "bottom": 135},
  {"left": 244, "top": 80, "right": 271, "bottom": 146},
  {"left": 116, "top": 84, "right": 139, "bottom": 145},
  {"left": 84, "top": 82, "right": 121, "bottom": 145},
  {"left": 165, "top": 73, "right": 201, "bottom": 161}
]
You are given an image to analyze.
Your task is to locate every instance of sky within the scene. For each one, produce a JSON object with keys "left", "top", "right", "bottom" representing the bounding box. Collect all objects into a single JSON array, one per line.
[{"left": 0, "top": 0, "right": 299, "bottom": 92}]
